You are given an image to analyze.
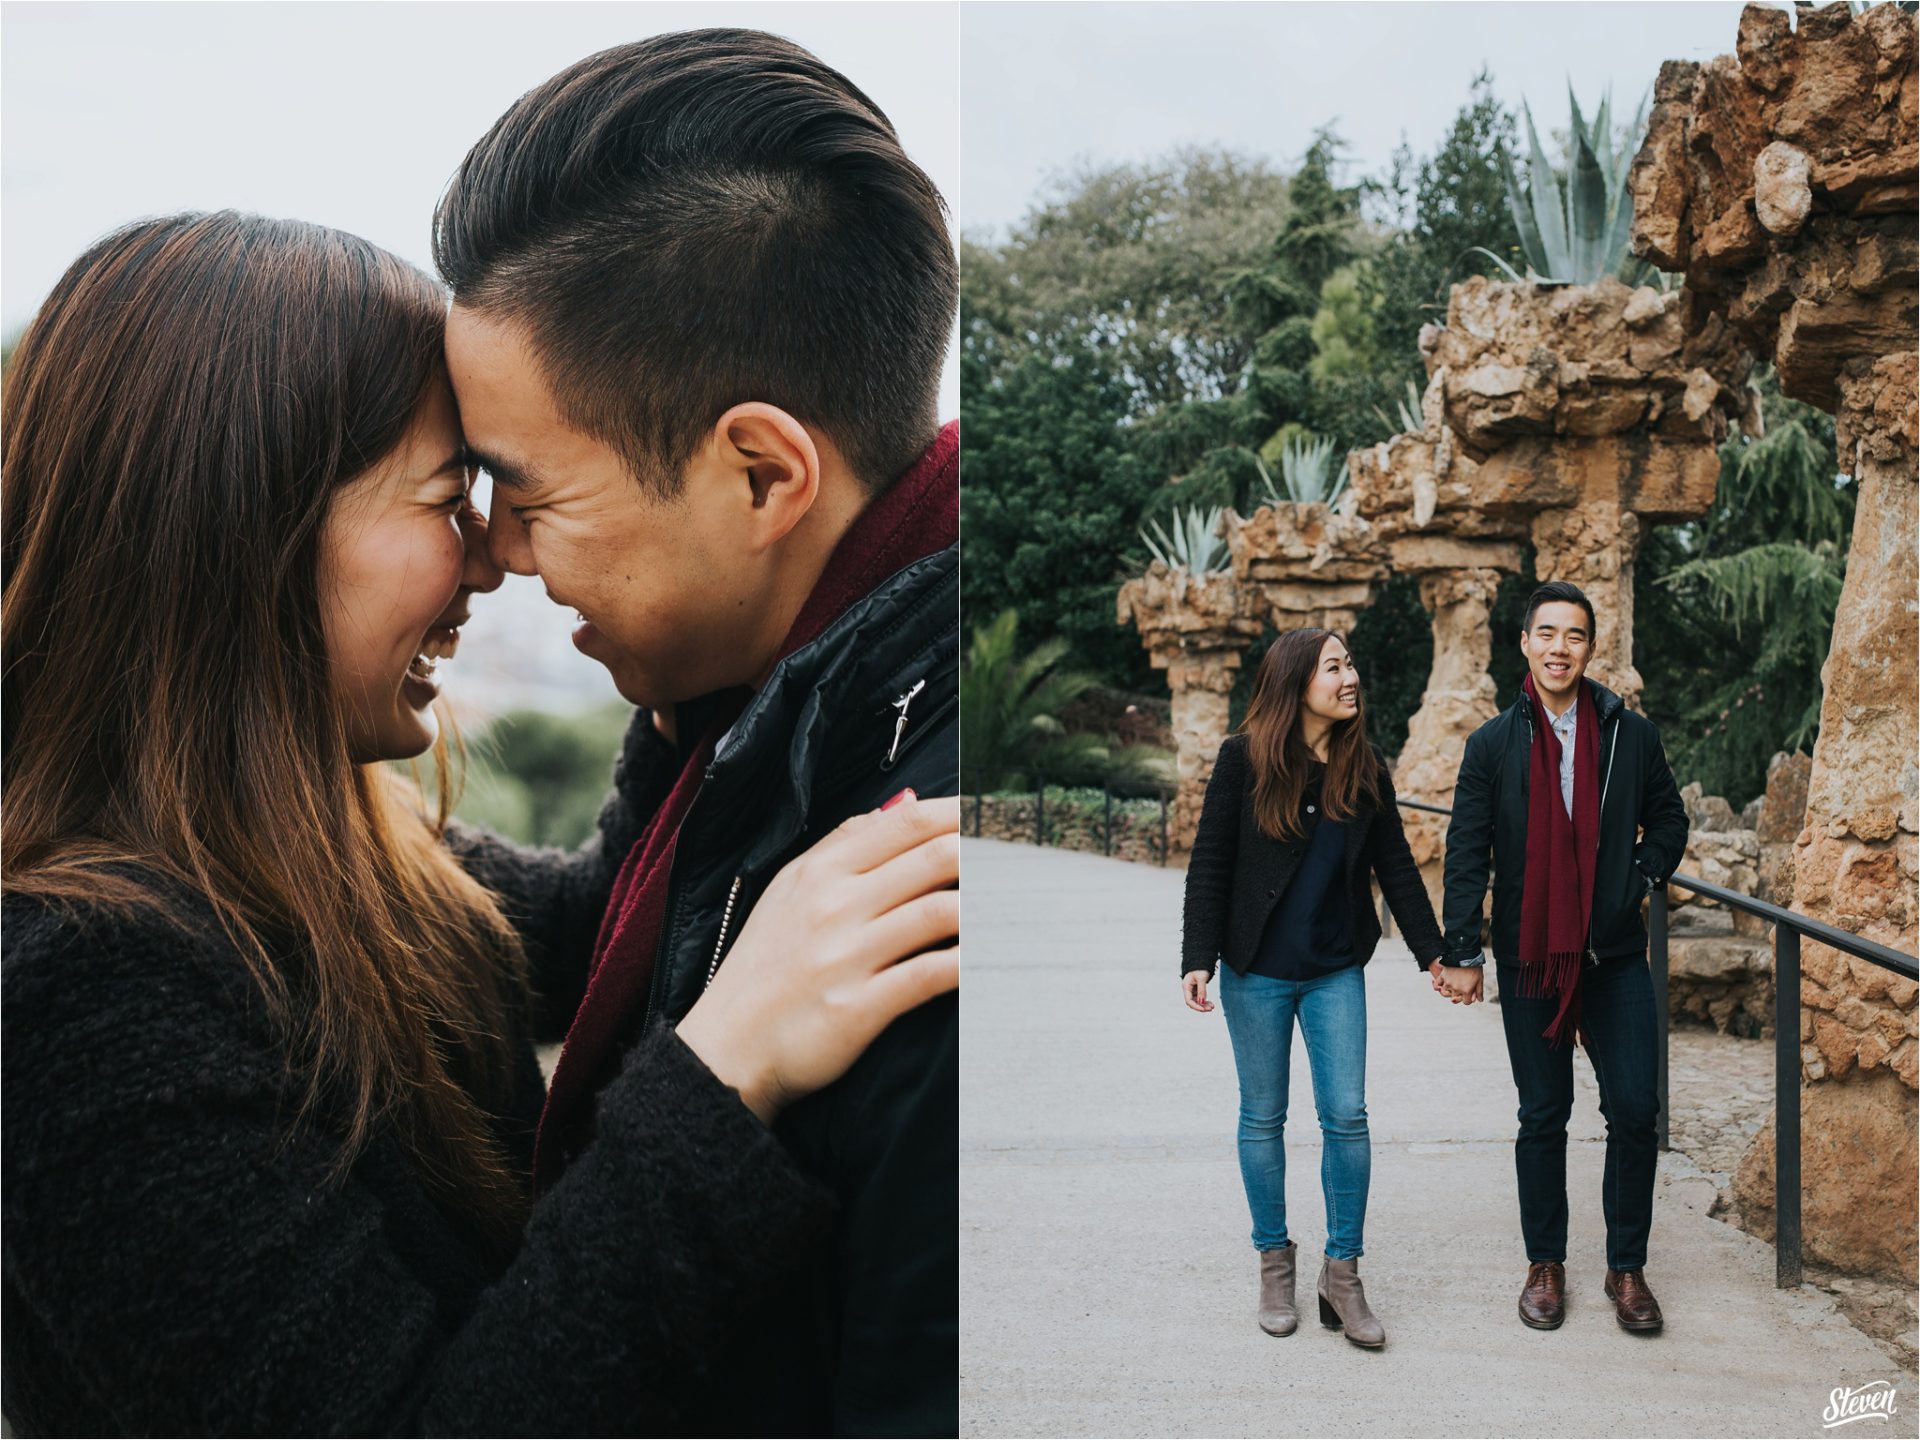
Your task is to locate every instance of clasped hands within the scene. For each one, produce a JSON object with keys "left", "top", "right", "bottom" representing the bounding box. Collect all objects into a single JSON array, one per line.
[{"left": 1427, "top": 959, "right": 1483, "bottom": 1005}]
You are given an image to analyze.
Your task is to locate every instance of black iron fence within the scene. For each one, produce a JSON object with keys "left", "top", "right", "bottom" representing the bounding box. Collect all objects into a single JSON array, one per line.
[
  {"left": 967, "top": 781, "right": 1174, "bottom": 865},
  {"left": 1396, "top": 795, "right": 1918, "bottom": 1290}
]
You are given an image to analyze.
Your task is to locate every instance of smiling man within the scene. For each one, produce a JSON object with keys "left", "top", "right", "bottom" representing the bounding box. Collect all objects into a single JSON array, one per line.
[
  {"left": 1434, "top": 580, "right": 1689, "bottom": 1337},
  {"left": 433, "top": 29, "right": 958, "bottom": 1438}
]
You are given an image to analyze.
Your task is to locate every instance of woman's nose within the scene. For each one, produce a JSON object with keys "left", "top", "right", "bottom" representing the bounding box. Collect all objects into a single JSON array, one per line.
[{"left": 459, "top": 505, "right": 506, "bottom": 593}]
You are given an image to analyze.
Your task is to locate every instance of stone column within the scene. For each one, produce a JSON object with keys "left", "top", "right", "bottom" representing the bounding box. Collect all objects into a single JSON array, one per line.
[
  {"left": 1165, "top": 663, "right": 1235, "bottom": 849},
  {"left": 1117, "top": 565, "right": 1264, "bottom": 851},
  {"left": 1633, "top": 0, "right": 1918, "bottom": 1282},
  {"left": 1531, "top": 503, "right": 1641, "bottom": 709},
  {"left": 1768, "top": 356, "right": 1919, "bottom": 1277},
  {"left": 1394, "top": 565, "right": 1506, "bottom": 910}
]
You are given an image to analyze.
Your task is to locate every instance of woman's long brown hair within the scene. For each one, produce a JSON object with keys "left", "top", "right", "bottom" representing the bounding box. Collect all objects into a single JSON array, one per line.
[
  {"left": 3, "top": 213, "right": 531, "bottom": 1246},
  {"left": 1238, "top": 627, "right": 1384, "bottom": 842}
]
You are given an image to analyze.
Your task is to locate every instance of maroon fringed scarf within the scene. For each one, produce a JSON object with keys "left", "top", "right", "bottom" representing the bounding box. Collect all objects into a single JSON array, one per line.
[
  {"left": 1516, "top": 672, "right": 1601, "bottom": 1048},
  {"left": 532, "top": 421, "right": 959, "bottom": 1190}
]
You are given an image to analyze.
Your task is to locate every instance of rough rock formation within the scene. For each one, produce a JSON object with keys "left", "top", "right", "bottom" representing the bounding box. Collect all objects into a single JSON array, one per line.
[
  {"left": 1118, "top": 501, "right": 1390, "bottom": 850},
  {"left": 1632, "top": 2, "right": 1917, "bottom": 409},
  {"left": 1413, "top": 275, "right": 1751, "bottom": 709},
  {"left": 1759, "top": 749, "right": 1814, "bottom": 905},
  {"left": 1669, "top": 782, "right": 1775, "bottom": 1036},
  {"left": 1632, "top": 0, "right": 1917, "bottom": 1283},
  {"left": 1337, "top": 276, "right": 1746, "bottom": 904},
  {"left": 1221, "top": 502, "right": 1385, "bottom": 635}
]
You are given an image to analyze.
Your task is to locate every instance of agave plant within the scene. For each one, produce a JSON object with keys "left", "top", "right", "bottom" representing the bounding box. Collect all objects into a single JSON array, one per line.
[
  {"left": 1256, "top": 432, "right": 1346, "bottom": 508},
  {"left": 1485, "top": 85, "right": 1652, "bottom": 287},
  {"left": 1370, "top": 377, "right": 1425, "bottom": 439},
  {"left": 1140, "top": 504, "right": 1229, "bottom": 576}
]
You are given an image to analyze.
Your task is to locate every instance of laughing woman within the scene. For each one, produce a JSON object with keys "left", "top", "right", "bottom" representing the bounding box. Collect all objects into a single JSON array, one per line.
[
  {"left": 0, "top": 213, "right": 958, "bottom": 1436},
  {"left": 1179, "top": 627, "right": 1445, "bottom": 1348}
]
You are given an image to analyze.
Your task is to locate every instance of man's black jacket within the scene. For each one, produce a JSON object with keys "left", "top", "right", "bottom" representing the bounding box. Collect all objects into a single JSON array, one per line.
[
  {"left": 1439, "top": 679, "right": 1689, "bottom": 968},
  {"left": 450, "top": 544, "right": 954, "bottom": 1437},
  {"left": 643, "top": 542, "right": 958, "bottom": 1438},
  {"left": 1181, "top": 736, "right": 1446, "bottom": 978}
]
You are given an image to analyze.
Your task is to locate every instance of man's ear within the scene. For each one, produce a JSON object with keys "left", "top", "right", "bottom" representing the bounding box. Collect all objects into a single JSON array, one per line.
[{"left": 709, "top": 403, "right": 820, "bottom": 551}]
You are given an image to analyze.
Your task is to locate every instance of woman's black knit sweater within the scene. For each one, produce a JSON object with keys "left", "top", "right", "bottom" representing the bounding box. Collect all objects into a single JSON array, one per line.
[{"left": 1, "top": 711, "right": 835, "bottom": 1437}]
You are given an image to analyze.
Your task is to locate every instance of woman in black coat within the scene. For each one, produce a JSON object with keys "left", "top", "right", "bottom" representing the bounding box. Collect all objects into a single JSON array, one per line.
[
  {"left": 1180, "top": 627, "right": 1446, "bottom": 1350},
  {"left": 0, "top": 213, "right": 958, "bottom": 1437}
]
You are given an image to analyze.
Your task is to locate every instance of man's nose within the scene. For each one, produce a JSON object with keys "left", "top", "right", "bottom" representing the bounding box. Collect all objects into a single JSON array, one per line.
[
  {"left": 458, "top": 505, "right": 506, "bottom": 594},
  {"left": 485, "top": 502, "right": 538, "bottom": 579}
]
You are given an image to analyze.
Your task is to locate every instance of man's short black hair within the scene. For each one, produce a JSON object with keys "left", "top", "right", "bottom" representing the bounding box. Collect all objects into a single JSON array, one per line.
[
  {"left": 433, "top": 28, "right": 957, "bottom": 496},
  {"left": 1522, "top": 580, "right": 1597, "bottom": 637}
]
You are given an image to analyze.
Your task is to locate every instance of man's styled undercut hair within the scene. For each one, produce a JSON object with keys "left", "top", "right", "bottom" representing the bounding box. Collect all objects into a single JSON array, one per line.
[
  {"left": 1522, "top": 580, "right": 1597, "bottom": 637},
  {"left": 433, "top": 28, "right": 958, "bottom": 497}
]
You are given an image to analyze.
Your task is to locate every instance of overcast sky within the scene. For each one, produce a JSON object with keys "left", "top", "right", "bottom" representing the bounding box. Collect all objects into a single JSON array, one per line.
[
  {"left": 962, "top": 0, "right": 1753, "bottom": 240},
  {"left": 1, "top": 0, "right": 961, "bottom": 420}
]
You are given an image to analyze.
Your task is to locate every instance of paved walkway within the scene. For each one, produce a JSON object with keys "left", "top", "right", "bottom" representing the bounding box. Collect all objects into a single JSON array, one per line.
[{"left": 961, "top": 839, "right": 1910, "bottom": 1438}]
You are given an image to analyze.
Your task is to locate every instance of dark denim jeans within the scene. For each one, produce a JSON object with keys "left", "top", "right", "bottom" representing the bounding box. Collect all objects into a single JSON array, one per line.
[
  {"left": 1497, "top": 954, "right": 1660, "bottom": 1271},
  {"left": 1217, "top": 963, "right": 1369, "bottom": 1259}
]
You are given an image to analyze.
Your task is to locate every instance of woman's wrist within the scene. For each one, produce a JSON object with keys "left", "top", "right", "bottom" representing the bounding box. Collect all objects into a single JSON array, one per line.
[{"left": 674, "top": 1009, "right": 780, "bottom": 1127}]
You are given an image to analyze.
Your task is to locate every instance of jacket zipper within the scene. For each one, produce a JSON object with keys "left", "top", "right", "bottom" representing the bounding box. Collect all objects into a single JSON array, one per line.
[
  {"left": 703, "top": 873, "right": 745, "bottom": 990},
  {"left": 1584, "top": 716, "right": 1622, "bottom": 965}
]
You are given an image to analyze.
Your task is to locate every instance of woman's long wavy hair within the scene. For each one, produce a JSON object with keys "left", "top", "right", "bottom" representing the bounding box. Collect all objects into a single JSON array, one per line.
[
  {"left": 1238, "top": 627, "right": 1384, "bottom": 842},
  {"left": 2, "top": 213, "right": 531, "bottom": 1247}
]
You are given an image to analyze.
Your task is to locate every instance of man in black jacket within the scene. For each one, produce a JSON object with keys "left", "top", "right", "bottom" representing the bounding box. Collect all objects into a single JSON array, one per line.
[
  {"left": 1436, "top": 581, "right": 1689, "bottom": 1336},
  {"left": 433, "top": 30, "right": 958, "bottom": 1437}
]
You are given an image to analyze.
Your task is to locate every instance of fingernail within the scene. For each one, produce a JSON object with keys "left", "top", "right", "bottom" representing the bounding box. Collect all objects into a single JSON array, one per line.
[{"left": 881, "top": 788, "right": 916, "bottom": 812}]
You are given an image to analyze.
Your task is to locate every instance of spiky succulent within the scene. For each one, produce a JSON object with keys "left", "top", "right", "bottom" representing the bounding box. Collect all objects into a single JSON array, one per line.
[
  {"left": 1257, "top": 432, "right": 1346, "bottom": 508},
  {"left": 1489, "top": 85, "right": 1652, "bottom": 286},
  {"left": 1140, "top": 505, "right": 1229, "bottom": 575}
]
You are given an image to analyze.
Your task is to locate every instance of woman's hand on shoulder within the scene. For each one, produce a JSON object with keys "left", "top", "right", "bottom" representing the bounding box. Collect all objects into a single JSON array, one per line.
[{"left": 675, "top": 793, "right": 959, "bottom": 1125}]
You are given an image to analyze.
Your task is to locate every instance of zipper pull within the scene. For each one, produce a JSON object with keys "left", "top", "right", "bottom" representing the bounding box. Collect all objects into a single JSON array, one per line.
[{"left": 881, "top": 678, "right": 927, "bottom": 771}]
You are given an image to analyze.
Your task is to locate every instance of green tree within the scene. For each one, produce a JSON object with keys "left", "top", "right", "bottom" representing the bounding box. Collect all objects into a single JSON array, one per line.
[
  {"left": 1638, "top": 376, "right": 1852, "bottom": 803},
  {"left": 962, "top": 146, "right": 1292, "bottom": 417},
  {"left": 959, "top": 609, "right": 1107, "bottom": 793},
  {"left": 960, "top": 319, "right": 1161, "bottom": 687},
  {"left": 1359, "top": 70, "right": 1521, "bottom": 394},
  {"left": 449, "top": 702, "right": 634, "bottom": 847}
]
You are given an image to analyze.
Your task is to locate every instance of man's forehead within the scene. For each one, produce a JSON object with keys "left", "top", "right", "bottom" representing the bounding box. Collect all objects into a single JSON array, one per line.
[{"left": 1531, "top": 603, "right": 1589, "bottom": 632}]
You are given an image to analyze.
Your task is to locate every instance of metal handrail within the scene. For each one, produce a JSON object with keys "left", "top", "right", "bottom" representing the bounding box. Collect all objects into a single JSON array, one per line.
[{"left": 1395, "top": 794, "right": 1918, "bottom": 1290}]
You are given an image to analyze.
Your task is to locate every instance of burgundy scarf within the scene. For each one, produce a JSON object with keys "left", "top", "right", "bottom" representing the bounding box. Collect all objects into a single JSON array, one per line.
[
  {"left": 1516, "top": 672, "right": 1601, "bottom": 1049},
  {"left": 532, "top": 420, "right": 959, "bottom": 1189}
]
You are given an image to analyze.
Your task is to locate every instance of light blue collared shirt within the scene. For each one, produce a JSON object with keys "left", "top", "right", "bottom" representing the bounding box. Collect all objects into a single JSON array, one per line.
[{"left": 1548, "top": 694, "right": 1578, "bottom": 818}]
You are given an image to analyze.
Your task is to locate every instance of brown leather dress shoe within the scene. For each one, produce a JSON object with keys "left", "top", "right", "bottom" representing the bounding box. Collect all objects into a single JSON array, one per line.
[
  {"left": 1518, "top": 1260, "right": 1565, "bottom": 1329},
  {"left": 1604, "top": 1268, "right": 1665, "bottom": 1333}
]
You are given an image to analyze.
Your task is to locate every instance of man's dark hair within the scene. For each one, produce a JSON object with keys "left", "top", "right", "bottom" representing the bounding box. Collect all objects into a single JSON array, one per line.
[
  {"left": 433, "top": 28, "right": 957, "bottom": 496},
  {"left": 1522, "top": 580, "right": 1597, "bottom": 636}
]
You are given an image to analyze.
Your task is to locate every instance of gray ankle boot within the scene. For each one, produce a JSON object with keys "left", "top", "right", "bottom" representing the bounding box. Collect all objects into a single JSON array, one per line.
[
  {"left": 1257, "top": 1243, "right": 1299, "bottom": 1335},
  {"left": 1316, "top": 1255, "right": 1385, "bottom": 1347}
]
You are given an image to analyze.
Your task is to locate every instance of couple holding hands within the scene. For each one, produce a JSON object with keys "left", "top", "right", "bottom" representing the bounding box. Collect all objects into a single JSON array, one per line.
[
  {"left": 1181, "top": 582, "right": 1690, "bottom": 1348},
  {"left": 3, "top": 29, "right": 958, "bottom": 1440}
]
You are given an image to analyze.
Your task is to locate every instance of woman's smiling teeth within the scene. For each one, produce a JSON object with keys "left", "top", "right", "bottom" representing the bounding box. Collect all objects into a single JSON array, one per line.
[{"left": 407, "top": 626, "right": 460, "bottom": 683}]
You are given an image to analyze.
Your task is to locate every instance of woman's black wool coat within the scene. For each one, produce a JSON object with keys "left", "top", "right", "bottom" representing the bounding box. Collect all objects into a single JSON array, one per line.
[{"left": 1181, "top": 734, "right": 1445, "bottom": 980}]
